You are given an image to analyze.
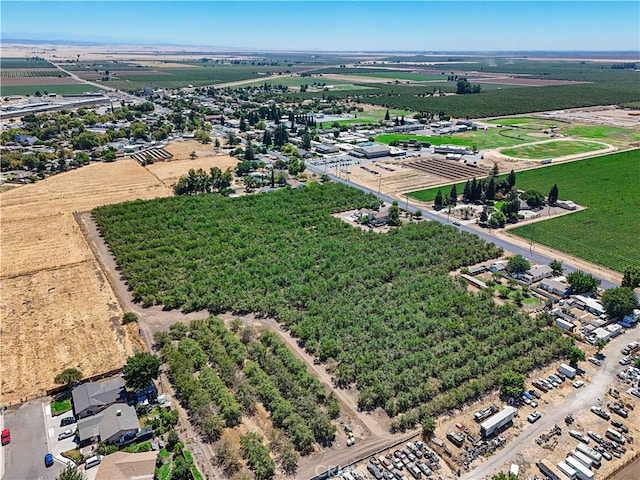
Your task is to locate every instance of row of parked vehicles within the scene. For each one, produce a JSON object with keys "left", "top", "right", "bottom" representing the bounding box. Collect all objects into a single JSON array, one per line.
[{"left": 365, "top": 441, "right": 441, "bottom": 480}]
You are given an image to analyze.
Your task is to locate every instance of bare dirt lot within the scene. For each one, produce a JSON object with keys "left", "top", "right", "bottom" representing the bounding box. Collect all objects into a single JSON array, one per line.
[
  {"left": 147, "top": 140, "right": 238, "bottom": 187},
  {"left": 0, "top": 159, "right": 172, "bottom": 405}
]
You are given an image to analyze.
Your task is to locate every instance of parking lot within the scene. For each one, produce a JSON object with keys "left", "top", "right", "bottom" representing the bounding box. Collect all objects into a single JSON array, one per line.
[{"left": 2, "top": 399, "right": 64, "bottom": 480}]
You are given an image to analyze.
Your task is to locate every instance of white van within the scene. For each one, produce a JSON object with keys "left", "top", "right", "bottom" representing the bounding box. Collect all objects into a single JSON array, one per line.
[{"left": 85, "top": 455, "right": 103, "bottom": 469}]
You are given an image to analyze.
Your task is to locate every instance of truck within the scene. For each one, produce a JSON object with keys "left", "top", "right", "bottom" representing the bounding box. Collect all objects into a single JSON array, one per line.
[
  {"left": 536, "top": 460, "right": 562, "bottom": 480},
  {"left": 606, "top": 428, "right": 625, "bottom": 444},
  {"left": 571, "top": 450, "right": 594, "bottom": 469},
  {"left": 569, "top": 430, "right": 590, "bottom": 444},
  {"left": 558, "top": 363, "right": 576, "bottom": 379},
  {"left": 557, "top": 460, "right": 577, "bottom": 479}
]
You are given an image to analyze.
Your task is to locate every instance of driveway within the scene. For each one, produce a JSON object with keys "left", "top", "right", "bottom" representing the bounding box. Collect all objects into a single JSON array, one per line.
[{"left": 2, "top": 400, "right": 63, "bottom": 480}]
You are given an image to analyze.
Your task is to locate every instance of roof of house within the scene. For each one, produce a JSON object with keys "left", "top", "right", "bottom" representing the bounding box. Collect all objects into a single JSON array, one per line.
[
  {"left": 540, "top": 278, "right": 570, "bottom": 291},
  {"left": 527, "top": 265, "right": 553, "bottom": 277},
  {"left": 77, "top": 414, "right": 105, "bottom": 442},
  {"left": 95, "top": 451, "right": 157, "bottom": 480},
  {"left": 73, "top": 377, "right": 126, "bottom": 415},
  {"left": 100, "top": 404, "right": 140, "bottom": 441}
]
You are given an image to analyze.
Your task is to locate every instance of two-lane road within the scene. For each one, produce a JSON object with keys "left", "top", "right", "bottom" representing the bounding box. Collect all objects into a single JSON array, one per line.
[{"left": 307, "top": 165, "right": 618, "bottom": 290}]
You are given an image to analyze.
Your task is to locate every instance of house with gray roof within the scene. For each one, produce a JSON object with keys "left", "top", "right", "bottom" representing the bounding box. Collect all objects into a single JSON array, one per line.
[
  {"left": 77, "top": 403, "right": 140, "bottom": 446},
  {"left": 72, "top": 377, "right": 127, "bottom": 419}
]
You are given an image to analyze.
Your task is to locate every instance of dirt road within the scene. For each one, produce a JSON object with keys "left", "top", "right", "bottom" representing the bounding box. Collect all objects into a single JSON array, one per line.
[{"left": 463, "top": 332, "right": 632, "bottom": 479}]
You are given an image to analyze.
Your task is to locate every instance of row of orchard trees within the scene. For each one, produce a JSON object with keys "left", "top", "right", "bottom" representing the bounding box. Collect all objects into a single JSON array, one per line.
[
  {"left": 95, "top": 183, "right": 570, "bottom": 422},
  {"left": 155, "top": 316, "right": 337, "bottom": 477}
]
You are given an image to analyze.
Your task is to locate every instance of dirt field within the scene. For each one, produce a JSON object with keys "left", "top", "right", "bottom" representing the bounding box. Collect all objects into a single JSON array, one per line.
[
  {"left": 147, "top": 140, "right": 238, "bottom": 187},
  {"left": 0, "top": 159, "right": 173, "bottom": 405}
]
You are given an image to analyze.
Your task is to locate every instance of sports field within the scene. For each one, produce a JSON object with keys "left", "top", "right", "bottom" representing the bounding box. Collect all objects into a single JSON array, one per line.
[
  {"left": 500, "top": 140, "right": 609, "bottom": 159},
  {"left": 377, "top": 127, "right": 537, "bottom": 149}
]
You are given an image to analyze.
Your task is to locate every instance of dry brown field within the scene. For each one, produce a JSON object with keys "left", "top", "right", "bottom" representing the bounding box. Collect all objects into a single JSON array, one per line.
[{"left": 0, "top": 159, "right": 172, "bottom": 405}]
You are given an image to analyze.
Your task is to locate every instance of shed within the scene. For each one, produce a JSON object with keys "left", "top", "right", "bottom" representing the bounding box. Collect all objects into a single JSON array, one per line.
[
  {"left": 605, "top": 324, "right": 622, "bottom": 337},
  {"left": 593, "top": 327, "right": 611, "bottom": 343},
  {"left": 555, "top": 318, "right": 575, "bottom": 332}
]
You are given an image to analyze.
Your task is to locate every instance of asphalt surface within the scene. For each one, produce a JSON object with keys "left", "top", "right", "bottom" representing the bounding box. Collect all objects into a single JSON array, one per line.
[
  {"left": 308, "top": 165, "right": 619, "bottom": 290},
  {"left": 2, "top": 400, "right": 63, "bottom": 480}
]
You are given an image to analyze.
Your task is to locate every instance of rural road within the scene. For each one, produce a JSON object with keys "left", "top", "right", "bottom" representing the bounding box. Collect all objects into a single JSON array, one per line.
[
  {"left": 306, "top": 164, "right": 619, "bottom": 290},
  {"left": 463, "top": 332, "right": 632, "bottom": 479}
]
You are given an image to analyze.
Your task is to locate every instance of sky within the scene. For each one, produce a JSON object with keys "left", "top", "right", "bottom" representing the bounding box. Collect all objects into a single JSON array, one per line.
[{"left": 2, "top": 1, "right": 639, "bottom": 52}]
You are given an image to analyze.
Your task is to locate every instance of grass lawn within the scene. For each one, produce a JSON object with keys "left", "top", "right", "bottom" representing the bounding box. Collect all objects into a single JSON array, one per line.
[
  {"left": 51, "top": 397, "right": 72, "bottom": 416},
  {"left": 501, "top": 140, "right": 608, "bottom": 159},
  {"left": 376, "top": 127, "right": 529, "bottom": 149},
  {"left": 486, "top": 117, "right": 566, "bottom": 127},
  {"left": 510, "top": 150, "right": 640, "bottom": 272},
  {"left": 0, "top": 84, "right": 104, "bottom": 96},
  {"left": 156, "top": 463, "right": 171, "bottom": 480},
  {"left": 564, "top": 125, "right": 640, "bottom": 144}
]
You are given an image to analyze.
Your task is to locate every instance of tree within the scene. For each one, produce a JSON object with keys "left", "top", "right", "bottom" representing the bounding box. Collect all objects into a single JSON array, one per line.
[
  {"left": 71, "top": 131, "right": 99, "bottom": 150},
  {"left": 479, "top": 207, "right": 489, "bottom": 224},
  {"left": 56, "top": 464, "right": 86, "bottom": 480},
  {"left": 491, "top": 162, "right": 499, "bottom": 177},
  {"left": 421, "top": 417, "right": 436, "bottom": 439},
  {"left": 521, "top": 190, "right": 545, "bottom": 209},
  {"left": 595, "top": 338, "right": 607, "bottom": 353},
  {"left": 189, "top": 151, "right": 197, "bottom": 160},
  {"left": 548, "top": 184, "right": 559, "bottom": 205},
  {"left": 384, "top": 109, "right": 390, "bottom": 121},
  {"left": 170, "top": 453, "right": 192, "bottom": 480},
  {"left": 507, "top": 169, "right": 516, "bottom": 190},
  {"left": 301, "top": 132, "right": 311, "bottom": 151},
  {"left": 485, "top": 177, "right": 496, "bottom": 200},
  {"left": 488, "top": 211, "right": 506, "bottom": 228},
  {"left": 54, "top": 368, "right": 83, "bottom": 387},
  {"left": 167, "top": 429, "right": 180, "bottom": 451},
  {"left": 449, "top": 185, "right": 457, "bottom": 206},
  {"left": 262, "top": 130, "right": 272, "bottom": 147},
  {"left": 601, "top": 287, "right": 639, "bottom": 319},
  {"left": 462, "top": 180, "right": 472, "bottom": 203},
  {"left": 491, "top": 473, "right": 518, "bottom": 480},
  {"left": 550, "top": 260, "right": 564, "bottom": 276},
  {"left": 388, "top": 201, "right": 401, "bottom": 226},
  {"left": 506, "top": 255, "right": 531, "bottom": 275},
  {"left": 622, "top": 266, "right": 640, "bottom": 289},
  {"left": 122, "top": 312, "right": 138, "bottom": 324},
  {"left": 123, "top": 351, "right": 160, "bottom": 391},
  {"left": 434, "top": 190, "right": 444, "bottom": 210},
  {"left": 567, "top": 345, "right": 586, "bottom": 368},
  {"left": 499, "top": 371, "right": 526, "bottom": 399},
  {"left": 273, "top": 124, "right": 288, "bottom": 147},
  {"left": 566, "top": 271, "right": 598, "bottom": 294},
  {"left": 202, "top": 414, "right": 224, "bottom": 442},
  {"left": 635, "top": 358, "right": 640, "bottom": 369},
  {"left": 244, "top": 142, "right": 255, "bottom": 161}
]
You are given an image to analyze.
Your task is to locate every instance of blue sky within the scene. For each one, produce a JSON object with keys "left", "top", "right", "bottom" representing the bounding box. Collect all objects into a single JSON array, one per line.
[{"left": 2, "top": 1, "right": 639, "bottom": 51}]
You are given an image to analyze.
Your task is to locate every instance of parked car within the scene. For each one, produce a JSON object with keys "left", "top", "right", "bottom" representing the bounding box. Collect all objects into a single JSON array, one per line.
[
  {"left": 611, "top": 419, "right": 629, "bottom": 433},
  {"left": 452, "top": 221, "right": 461, "bottom": 226},
  {"left": 591, "top": 406, "right": 611, "bottom": 420},
  {"left": 588, "top": 357, "right": 602, "bottom": 366},
  {"left": 57, "top": 429, "right": 75, "bottom": 441},
  {"left": 573, "top": 380, "right": 584, "bottom": 388},
  {"left": 619, "top": 358, "right": 632, "bottom": 365},
  {"left": 588, "top": 431, "right": 604, "bottom": 443},
  {"left": 529, "top": 389, "right": 541, "bottom": 399},
  {"left": 1, "top": 428, "right": 10, "bottom": 445},
  {"left": 530, "top": 401, "right": 538, "bottom": 408},
  {"left": 60, "top": 416, "right": 76, "bottom": 427},
  {"left": 527, "top": 411, "right": 541, "bottom": 423},
  {"left": 44, "top": 453, "right": 54, "bottom": 467}
]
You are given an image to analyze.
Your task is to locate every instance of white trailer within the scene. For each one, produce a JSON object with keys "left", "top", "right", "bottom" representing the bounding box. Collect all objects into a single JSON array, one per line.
[
  {"left": 565, "top": 456, "right": 594, "bottom": 480},
  {"left": 558, "top": 363, "right": 576, "bottom": 379},
  {"left": 575, "top": 443, "right": 602, "bottom": 466},
  {"left": 571, "top": 450, "right": 594, "bottom": 469},
  {"left": 606, "top": 428, "right": 625, "bottom": 444},
  {"left": 557, "top": 460, "right": 577, "bottom": 479},
  {"left": 480, "top": 406, "right": 517, "bottom": 438}
]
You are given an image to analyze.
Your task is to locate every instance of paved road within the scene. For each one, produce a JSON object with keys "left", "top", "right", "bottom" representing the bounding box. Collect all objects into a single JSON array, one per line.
[
  {"left": 308, "top": 165, "right": 619, "bottom": 290},
  {"left": 2, "top": 400, "right": 63, "bottom": 480},
  {"left": 462, "top": 332, "right": 633, "bottom": 479}
]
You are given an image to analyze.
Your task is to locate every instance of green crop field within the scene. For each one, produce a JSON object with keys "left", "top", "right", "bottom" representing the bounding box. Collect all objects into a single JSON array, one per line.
[
  {"left": 564, "top": 125, "right": 640, "bottom": 143},
  {"left": 511, "top": 150, "right": 640, "bottom": 272},
  {"left": 501, "top": 140, "right": 608, "bottom": 159},
  {"left": 409, "top": 150, "right": 640, "bottom": 272},
  {"left": 0, "top": 57, "right": 56, "bottom": 69},
  {"left": 486, "top": 117, "right": 567, "bottom": 127},
  {"left": 0, "top": 84, "right": 104, "bottom": 96},
  {"left": 349, "top": 72, "right": 447, "bottom": 81}
]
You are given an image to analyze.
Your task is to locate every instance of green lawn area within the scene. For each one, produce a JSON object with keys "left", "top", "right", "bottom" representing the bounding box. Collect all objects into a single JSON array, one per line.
[
  {"left": 407, "top": 150, "right": 640, "bottom": 273},
  {"left": 51, "top": 397, "right": 72, "bottom": 416},
  {"left": 510, "top": 150, "right": 640, "bottom": 272},
  {"left": 0, "top": 83, "right": 104, "bottom": 96},
  {"left": 564, "top": 125, "right": 640, "bottom": 144},
  {"left": 376, "top": 127, "right": 532, "bottom": 149},
  {"left": 486, "top": 116, "right": 565, "bottom": 127},
  {"left": 501, "top": 140, "right": 608, "bottom": 159}
]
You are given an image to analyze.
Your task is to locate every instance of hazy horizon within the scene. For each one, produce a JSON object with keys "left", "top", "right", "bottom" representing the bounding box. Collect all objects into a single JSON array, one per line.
[{"left": 2, "top": 1, "right": 639, "bottom": 52}]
